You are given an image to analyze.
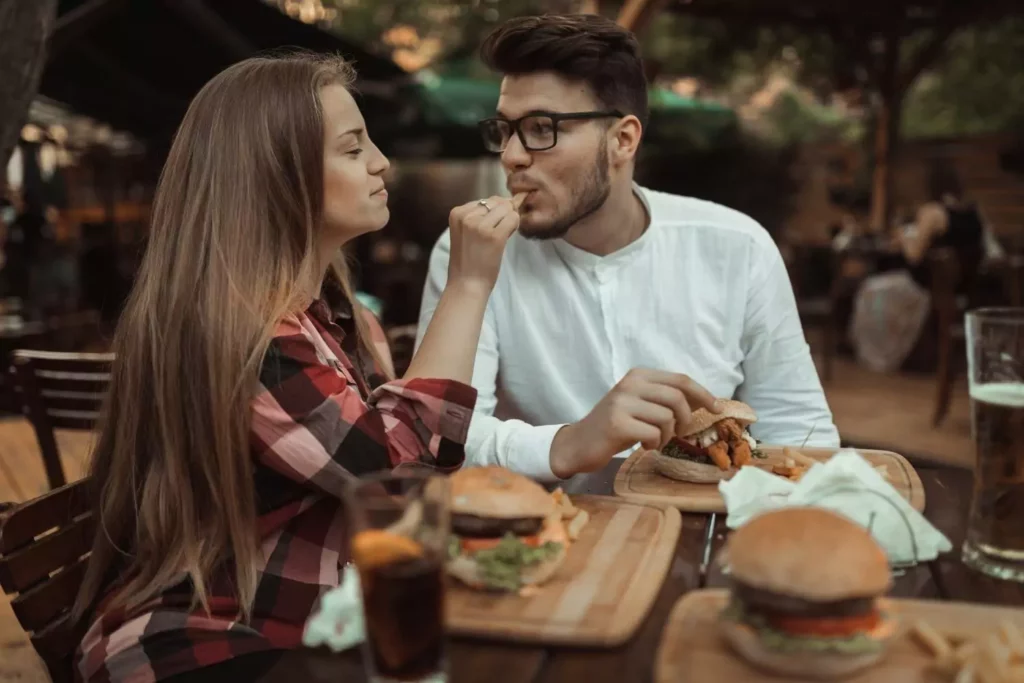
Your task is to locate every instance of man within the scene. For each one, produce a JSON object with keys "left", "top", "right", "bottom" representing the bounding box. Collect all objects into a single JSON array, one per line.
[{"left": 416, "top": 14, "right": 838, "bottom": 484}]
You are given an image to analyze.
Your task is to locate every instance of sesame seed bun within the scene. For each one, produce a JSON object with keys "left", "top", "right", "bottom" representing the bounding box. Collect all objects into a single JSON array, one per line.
[
  {"left": 449, "top": 466, "right": 556, "bottom": 519},
  {"left": 724, "top": 508, "right": 892, "bottom": 602},
  {"left": 651, "top": 452, "right": 734, "bottom": 483},
  {"left": 680, "top": 400, "right": 757, "bottom": 438}
]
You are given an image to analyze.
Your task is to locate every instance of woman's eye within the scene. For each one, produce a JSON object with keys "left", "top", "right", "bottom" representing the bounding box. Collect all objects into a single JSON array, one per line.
[{"left": 347, "top": 148, "right": 363, "bottom": 157}]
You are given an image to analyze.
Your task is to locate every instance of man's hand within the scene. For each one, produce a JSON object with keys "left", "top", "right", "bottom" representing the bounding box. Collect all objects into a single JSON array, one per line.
[{"left": 549, "top": 368, "right": 721, "bottom": 479}]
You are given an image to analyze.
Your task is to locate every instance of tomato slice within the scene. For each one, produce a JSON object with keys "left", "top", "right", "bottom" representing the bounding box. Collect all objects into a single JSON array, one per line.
[
  {"left": 460, "top": 535, "right": 542, "bottom": 553},
  {"left": 768, "top": 609, "right": 881, "bottom": 638}
]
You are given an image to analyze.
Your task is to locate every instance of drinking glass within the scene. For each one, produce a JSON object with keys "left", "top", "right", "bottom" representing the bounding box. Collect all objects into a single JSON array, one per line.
[
  {"left": 963, "top": 308, "right": 1024, "bottom": 582},
  {"left": 347, "top": 470, "right": 449, "bottom": 682}
]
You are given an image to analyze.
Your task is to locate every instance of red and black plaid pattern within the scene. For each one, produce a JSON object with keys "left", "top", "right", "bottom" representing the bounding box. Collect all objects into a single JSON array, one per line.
[{"left": 76, "top": 298, "right": 475, "bottom": 682}]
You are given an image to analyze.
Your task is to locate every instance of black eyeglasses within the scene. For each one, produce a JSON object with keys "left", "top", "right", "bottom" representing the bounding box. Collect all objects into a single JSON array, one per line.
[{"left": 478, "top": 110, "right": 624, "bottom": 153}]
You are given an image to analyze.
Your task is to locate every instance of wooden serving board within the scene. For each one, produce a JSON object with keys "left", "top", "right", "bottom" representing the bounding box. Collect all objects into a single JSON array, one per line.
[
  {"left": 614, "top": 446, "right": 926, "bottom": 513},
  {"left": 656, "top": 589, "right": 1024, "bottom": 683},
  {"left": 445, "top": 495, "right": 681, "bottom": 647}
]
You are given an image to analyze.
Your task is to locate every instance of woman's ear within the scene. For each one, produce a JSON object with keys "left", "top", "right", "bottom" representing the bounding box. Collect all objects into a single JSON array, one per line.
[{"left": 609, "top": 115, "right": 643, "bottom": 166}]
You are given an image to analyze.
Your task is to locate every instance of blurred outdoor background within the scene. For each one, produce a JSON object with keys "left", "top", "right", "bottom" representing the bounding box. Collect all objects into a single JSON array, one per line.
[{"left": 2, "top": 0, "right": 1024, "bottom": 515}]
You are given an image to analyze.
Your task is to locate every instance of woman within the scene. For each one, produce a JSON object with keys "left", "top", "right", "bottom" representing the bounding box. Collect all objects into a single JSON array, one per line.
[
  {"left": 72, "top": 54, "right": 521, "bottom": 681},
  {"left": 849, "top": 166, "right": 986, "bottom": 372}
]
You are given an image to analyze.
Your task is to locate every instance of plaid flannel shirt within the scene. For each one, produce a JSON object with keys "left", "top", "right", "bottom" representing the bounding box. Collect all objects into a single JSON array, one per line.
[{"left": 76, "top": 293, "right": 475, "bottom": 682}]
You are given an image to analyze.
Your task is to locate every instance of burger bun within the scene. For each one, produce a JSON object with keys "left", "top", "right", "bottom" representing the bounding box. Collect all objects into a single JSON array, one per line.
[
  {"left": 651, "top": 451, "right": 735, "bottom": 483},
  {"left": 449, "top": 466, "right": 556, "bottom": 519},
  {"left": 680, "top": 400, "right": 757, "bottom": 438},
  {"left": 720, "top": 619, "right": 889, "bottom": 680}
]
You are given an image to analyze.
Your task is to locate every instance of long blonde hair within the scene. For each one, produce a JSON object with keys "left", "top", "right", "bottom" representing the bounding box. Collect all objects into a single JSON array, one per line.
[{"left": 74, "top": 53, "right": 385, "bottom": 623}]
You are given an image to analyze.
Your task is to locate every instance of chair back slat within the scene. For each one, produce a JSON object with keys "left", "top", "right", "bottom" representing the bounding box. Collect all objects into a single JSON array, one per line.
[
  {"left": 12, "top": 350, "right": 114, "bottom": 375},
  {"left": 0, "top": 481, "right": 92, "bottom": 553},
  {"left": 10, "top": 351, "right": 113, "bottom": 490},
  {"left": 33, "top": 614, "right": 78, "bottom": 683},
  {"left": 0, "top": 480, "right": 94, "bottom": 683},
  {"left": 11, "top": 557, "right": 88, "bottom": 632},
  {"left": 0, "top": 515, "right": 95, "bottom": 592}
]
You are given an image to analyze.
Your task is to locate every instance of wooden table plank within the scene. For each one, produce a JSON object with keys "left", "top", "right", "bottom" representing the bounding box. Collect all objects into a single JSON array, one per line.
[
  {"left": 532, "top": 514, "right": 707, "bottom": 683},
  {"left": 449, "top": 641, "right": 547, "bottom": 683}
]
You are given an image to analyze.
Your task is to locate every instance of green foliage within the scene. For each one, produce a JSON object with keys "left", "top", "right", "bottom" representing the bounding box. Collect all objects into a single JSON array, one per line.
[
  {"left": 901, "top": 18, "right": 1024, "bottom": 138},
  {"left": 323, "top": 0, "right": 578, "bottom": 63}
]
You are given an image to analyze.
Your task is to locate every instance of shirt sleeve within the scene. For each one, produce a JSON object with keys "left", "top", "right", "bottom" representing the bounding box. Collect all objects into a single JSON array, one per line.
[
  {"left": 736, "top": 237, "right": 841, "bottom": 448},
  {"left": 251, "top": 320, "right": 477, "bottom": 498},
  {"left": 416, "top": 231, "right": 564, "bottom": 481}
]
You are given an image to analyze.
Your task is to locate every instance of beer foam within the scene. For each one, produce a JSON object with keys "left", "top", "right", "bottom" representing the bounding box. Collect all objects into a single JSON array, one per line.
[{"left": 970, "top": 382, "right": 1024, "bottom": 407}]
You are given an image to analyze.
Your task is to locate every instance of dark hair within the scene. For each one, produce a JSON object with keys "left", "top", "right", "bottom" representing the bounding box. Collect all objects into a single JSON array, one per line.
[{"left": 481, "top": 14, "right": 649, "bottom": 129}]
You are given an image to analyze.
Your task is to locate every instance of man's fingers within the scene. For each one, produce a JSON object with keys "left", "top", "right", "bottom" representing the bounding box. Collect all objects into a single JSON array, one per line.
[
  {"left": 632, "top": 382, "right": 693, "bottom": 432},
  {"left": 638, "top": 369, "right": 721, "bottom": 413},
  {"left": 620, "top": 396, "right": 675, "bottom": 450},
  {"left": 627, "top": 418, "right": 664, "bottom": 452}
]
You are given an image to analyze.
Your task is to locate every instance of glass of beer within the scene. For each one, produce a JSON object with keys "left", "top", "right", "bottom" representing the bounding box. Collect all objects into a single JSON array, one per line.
[
  {"left": 964, "top": 308, "right": 1024, "bottom": 582},
  {"left": 347, "top": 470, "right": 449, "bottom": 682}
]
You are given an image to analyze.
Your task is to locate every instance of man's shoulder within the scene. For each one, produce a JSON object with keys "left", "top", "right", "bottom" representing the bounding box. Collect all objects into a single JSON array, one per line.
[{"left": 642, "top": 187, "right": 775, "bottom": 251}]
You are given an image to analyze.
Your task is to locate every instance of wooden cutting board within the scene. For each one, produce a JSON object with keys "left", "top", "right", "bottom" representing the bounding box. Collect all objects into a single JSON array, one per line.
[
  {"left": 656, "top": 589, "right": 1024, "bottom": 683},
  {"left": 446, "top": 495, "right": 681, "bottom": 647},
  {"left": 613, "top": 446, "right": 925, "bottom": 513}
]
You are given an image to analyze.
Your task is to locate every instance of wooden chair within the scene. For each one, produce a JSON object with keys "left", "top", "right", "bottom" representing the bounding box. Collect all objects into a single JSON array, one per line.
[
  {"left": 10, "top": 351, "right": 114, "bottom": 490},
  {"left": 931, "top": 248, "right": 965, "bottom": 426},
  {"left": 0, "top": 479, "right": 93, "bottom": 683},
  {"left": 386, "top": 324, "right": 418, "bottom": 379}
]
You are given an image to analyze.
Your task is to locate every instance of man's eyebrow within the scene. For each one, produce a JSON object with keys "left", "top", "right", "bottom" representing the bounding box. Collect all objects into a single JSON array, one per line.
[{"left": 494, "top": 109, "right": 557, "bottom": 119}]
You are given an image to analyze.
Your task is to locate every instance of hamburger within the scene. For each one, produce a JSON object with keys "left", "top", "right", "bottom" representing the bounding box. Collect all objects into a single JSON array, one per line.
[
  {"left": 719, "top": 508, "right": 898, "bottom": 680},
  {"left": 446, "top": 466, "right": 569, "bottom": 592},
  {"left": 653, "top": 399, "right": 759, "bottom": 483}
]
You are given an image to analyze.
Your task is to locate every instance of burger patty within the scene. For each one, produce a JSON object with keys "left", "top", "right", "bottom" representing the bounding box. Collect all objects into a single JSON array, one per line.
[
  {"left": 661, "top": 438, "right": 713, "bottom": 465},
  {"left": 734, "top": 582, "right": 876, "bottom": 619},
  {"left": 451, "top": 513, "right": 544, "bottom": 538}
]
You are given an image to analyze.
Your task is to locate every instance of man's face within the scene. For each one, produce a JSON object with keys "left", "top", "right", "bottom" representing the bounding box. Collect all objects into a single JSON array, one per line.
[{"left": 496, "top": 72, "right": 613, "bottom": 240}]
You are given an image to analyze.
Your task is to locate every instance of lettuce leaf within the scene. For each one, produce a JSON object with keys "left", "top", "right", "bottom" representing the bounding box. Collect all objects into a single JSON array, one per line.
[{"left": 449, "top": 533, "right": 561, "bottom": 591}]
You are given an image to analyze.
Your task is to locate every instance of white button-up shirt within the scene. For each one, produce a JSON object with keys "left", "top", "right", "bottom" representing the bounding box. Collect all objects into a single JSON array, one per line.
[{"left": 416, "top": 185, "right": 839, "bottom": 482}]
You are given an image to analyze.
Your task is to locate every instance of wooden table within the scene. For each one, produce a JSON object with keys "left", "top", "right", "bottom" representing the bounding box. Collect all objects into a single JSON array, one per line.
[{"left": 261, "top": 460, "right": 1024, "bottom": 683}]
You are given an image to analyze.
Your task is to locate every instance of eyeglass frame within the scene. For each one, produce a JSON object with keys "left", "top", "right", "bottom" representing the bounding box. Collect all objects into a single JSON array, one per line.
[{"left": 477, "top": 110, "right": 625, "bottom": 153}]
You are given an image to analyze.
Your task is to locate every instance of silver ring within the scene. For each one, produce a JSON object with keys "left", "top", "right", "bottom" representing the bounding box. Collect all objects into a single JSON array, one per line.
[{"left": 478, "top": 199, "right": 492, "bottom": 212}]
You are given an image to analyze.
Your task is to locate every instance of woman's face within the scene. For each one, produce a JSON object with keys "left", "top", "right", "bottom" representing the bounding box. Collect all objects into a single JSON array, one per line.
[{"left": 320, "top": 84, "right": 391, "bottom": 246}]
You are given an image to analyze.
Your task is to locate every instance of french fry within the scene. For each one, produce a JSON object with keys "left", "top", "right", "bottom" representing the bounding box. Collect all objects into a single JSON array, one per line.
[
  {"left": 1000, "top": 621, "right": 1024, "bottom": 658},
  {"left": 954, "top": 662, "right": 976, "bottom": 683},
  {"left": 567, "top": 509, "right": 590, "bottom": 541},
  {"left": 913, "top": 620, "right": 954, "bottom": 661},
  {"left": 955, "top": 642, "right": 980, "bottom": 667},
  {"left": 782, "top": 447, "right": 817, "bottom": 468},
  {"left": 551, "top": 488, "right": 578, "bottom": 519}
]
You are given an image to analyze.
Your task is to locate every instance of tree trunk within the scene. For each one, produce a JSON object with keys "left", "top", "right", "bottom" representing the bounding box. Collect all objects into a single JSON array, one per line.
[
  {"left": 0, "top": 0, "right": 58, "bottom": 173},
  {"left": 869, "top": 28, "right": 903, "bottom": 232}
]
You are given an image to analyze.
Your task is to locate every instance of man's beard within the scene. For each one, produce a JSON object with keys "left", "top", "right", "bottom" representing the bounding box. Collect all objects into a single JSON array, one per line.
[{"left": 520, "top": 143, "right": 611, "bottom": 241}]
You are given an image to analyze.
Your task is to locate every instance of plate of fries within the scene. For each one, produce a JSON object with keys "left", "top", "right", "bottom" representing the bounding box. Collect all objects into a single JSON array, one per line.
[{"left": 913, "top": 619, "right": 1024, "bottom": 683}]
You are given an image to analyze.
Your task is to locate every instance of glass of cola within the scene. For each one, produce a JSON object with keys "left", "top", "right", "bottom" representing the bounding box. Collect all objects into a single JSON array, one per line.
[{"left": 347, "top": 470, "right": 449, "bottom": 682}]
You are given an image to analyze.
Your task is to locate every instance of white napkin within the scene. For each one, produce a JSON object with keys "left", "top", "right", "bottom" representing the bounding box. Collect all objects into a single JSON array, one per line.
[
  {"left": 719, "top": 449, "right": 952, "bottom": 565},
  {"left": 302, "top": 564, "right": 365, "bottom": 651}
]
